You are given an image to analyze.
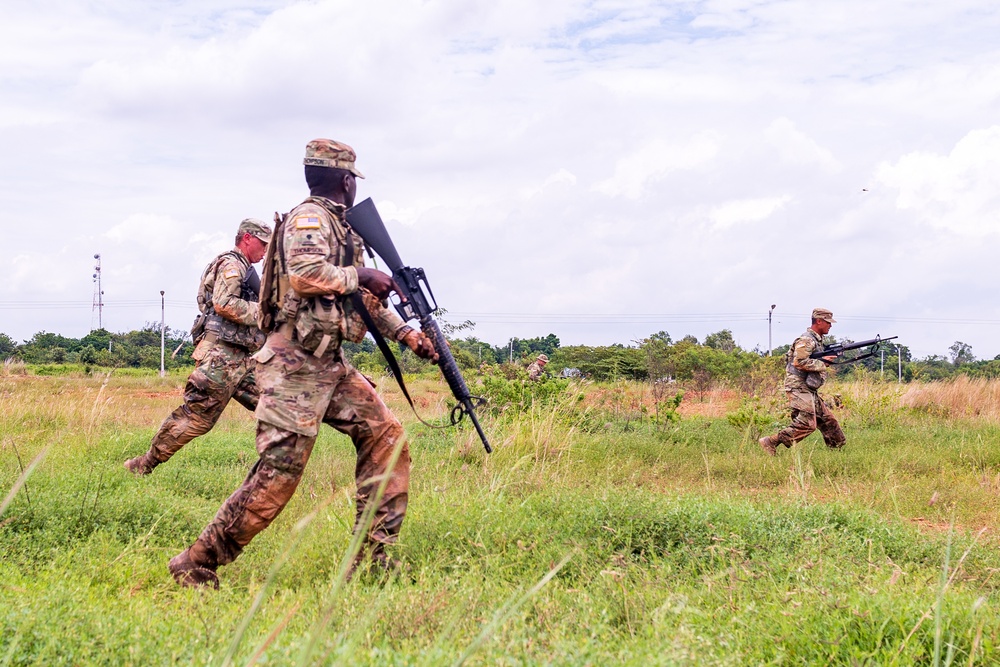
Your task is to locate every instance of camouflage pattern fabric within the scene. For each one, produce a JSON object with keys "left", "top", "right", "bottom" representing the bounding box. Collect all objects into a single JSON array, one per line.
[
  {"left": 526, "top": 361, "right": 544, "bottom": 381},
  {"left": 176, "top": 194, "right": 412, "bottom": 579},
  {"left": 148, "top": 341, "right": 258, "bottom": 464},
  {"left": 764, "top": 329, "right": 846, "bottom": 449},
  {"left": 183, "top": 332, "right": 409, "bottom": 569},
  {"left": 199, "top": 250, "right": 259, "bottom": 327},
  {"left": 278, "top": 198, "right": 408, "bottom": 352},
  {"left": 127, "top": 248, "right": 265, "bottom": 474},
  {"left": 783, "top": 329, "right": 828, "bottom": 392},
  {"left": 771, "top": 389, "right": 846, "bottom": 449}
]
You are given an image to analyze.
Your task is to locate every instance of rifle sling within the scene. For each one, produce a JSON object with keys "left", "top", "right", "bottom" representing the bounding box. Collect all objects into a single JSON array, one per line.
[{"left": 349, "top": 292, "right": 447, "bottom": 430}]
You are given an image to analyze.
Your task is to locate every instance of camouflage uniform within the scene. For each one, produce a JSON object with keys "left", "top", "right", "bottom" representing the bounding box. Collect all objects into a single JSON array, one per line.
[
  {"left": 124, "top": 220, "right": 271, "bottom": 475},
  {"left": 764, "top": 328, "right": 846, "bottom": 451},
  {"left": 171, "top": 140, "right": 416, "bottom": 586},
  {"left": 526, "top": 354, "right": 548, "bottom": 381}
]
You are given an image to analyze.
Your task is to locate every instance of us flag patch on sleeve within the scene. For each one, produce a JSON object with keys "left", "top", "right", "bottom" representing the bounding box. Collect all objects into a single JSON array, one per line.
[{"left": 295, "top": 215, "right": 321, "bottom": 229}]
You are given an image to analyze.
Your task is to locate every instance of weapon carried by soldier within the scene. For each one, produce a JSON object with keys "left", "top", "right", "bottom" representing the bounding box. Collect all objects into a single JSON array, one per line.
[
  {"left": 809, "top": 335, "right": 899, "bottom": 365},
  {"left": 346, "top": 197, "right": 491, "bottom": 453}
]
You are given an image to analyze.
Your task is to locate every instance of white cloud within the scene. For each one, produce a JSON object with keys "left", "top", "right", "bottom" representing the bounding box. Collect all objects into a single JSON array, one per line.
[
  {"left": 594, "top": 132, "right": 724, "bottom": 200},
  {"left": 709, "top": 195, "right": 792, "bottom": 230},
  {"left": 876, "top": 126, "right": 1000, "bottom": 235},
  {"left": 4, "top": 0, "right": 1000, "bottom": 359}
]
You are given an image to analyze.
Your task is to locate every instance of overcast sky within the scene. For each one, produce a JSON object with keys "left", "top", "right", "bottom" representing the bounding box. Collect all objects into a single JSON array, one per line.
[{"left": 2, "top": 0, "right": 999, "bottom": 360}]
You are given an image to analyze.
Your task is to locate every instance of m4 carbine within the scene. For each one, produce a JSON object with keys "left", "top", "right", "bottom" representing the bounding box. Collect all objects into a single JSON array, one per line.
[
  {"left": 810, "top": 335, "right": 899, "bottom": 365},
  {"left": 345, "top": 198, "right": 491, "bottom": 453}
]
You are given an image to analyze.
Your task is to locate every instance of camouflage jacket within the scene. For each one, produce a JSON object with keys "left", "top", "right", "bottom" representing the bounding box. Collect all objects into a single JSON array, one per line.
[
  {"left": 273, "top": 196, "right": 408, "bottom": 354},
  {"left": 526, "top": 361, "right": 544, "bottom": 381},
  {"left": 783, "top": 328, "right": 829, "bottom": 392},
  {"left": 198, "top": 249, "right": 258, "bottom": 325}
]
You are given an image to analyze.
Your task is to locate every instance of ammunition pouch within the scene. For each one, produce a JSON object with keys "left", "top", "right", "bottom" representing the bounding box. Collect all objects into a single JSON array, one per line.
[
  {"left": 204, "top": 313, "right": 266, "bottom": 352},
  {"left": 293, "top": 296, "right": 344, "bottom": 356},
  {"left": 190, "top": 312, "right": 207, "bottom": 342},
  {"left": 786, "top": 360, "right": 826, "bottom": 391},
  {"left": 805, "top": 372, "right": 825, "bottom": 390}
]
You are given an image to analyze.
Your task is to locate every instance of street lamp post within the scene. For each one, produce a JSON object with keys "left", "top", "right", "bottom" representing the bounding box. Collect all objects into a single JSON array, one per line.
[
  {"left": 160, "top": 290, "right": 166, "bottom": 378},
  {"left": 768, "top": 304, "right": 776, "bottom": 356}
]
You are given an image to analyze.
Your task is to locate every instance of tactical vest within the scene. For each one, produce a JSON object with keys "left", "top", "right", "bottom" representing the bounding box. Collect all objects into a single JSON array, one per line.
[
  {"left": 786, "top": 331, "right": 825, "bottom": 390},
  {"left": 259, "top": 197, "right": 370, "bottom": 355},
  {"left": 192, "top": 250, "right": 265, "bottom": 351}
]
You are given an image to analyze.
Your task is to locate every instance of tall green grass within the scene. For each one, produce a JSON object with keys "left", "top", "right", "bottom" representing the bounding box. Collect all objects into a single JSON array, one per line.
[{"left": 1, "top": 374, "right": 999, "bottom": 665}]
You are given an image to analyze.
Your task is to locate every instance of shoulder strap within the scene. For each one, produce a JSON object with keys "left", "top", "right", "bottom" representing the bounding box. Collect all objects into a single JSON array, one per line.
[{"left": 257, "top": 212, "right": 287, "bottom": 332}]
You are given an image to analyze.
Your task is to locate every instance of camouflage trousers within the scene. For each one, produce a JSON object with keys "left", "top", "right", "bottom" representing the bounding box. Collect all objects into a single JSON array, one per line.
[
  {"left": 183, "top": 332, "right": 409, "bottom": 570},
  {"left": 770, "top": 390, "right": 846, "bottom": 449},
  {"left": 148, "top": 341, "right": 258, "bottom": 465}
]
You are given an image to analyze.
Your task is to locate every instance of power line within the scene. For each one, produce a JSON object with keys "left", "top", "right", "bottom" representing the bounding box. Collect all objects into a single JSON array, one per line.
[
  {"left": 0, "top": 300, "right": 191, "bottom": 310},
  {"left": 4, "top": 303, "right": 1000, "bottom": 326}
]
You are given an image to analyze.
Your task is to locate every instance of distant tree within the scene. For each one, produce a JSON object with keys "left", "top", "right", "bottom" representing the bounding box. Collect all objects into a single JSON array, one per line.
[
  {"left": 679, "top": 334, "right": 698, "bottom": 345},
  {"left": 703, "top": 329, "right": 736, "bottom": 352},
  {"left": 648, "top": 330, "right": 672, "bottom": 344},
  {"left": 0, "top": 333, "right": 15, "bottom": 358},
  {"left": 949, "top": 341, "right": 975, "bottom": 366}
]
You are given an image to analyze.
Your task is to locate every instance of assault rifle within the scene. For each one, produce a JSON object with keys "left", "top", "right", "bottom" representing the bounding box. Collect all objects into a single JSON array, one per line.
[
  {"left": 810, "top": 335, "right": 899, "bottom": 365},
  {"left": 345, "top": 198, "right": 492, "bottom": 453}
]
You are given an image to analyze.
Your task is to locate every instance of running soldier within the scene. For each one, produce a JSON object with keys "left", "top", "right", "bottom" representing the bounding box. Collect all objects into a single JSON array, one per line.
[
  {"left": 167, "top": 139, "right": 437, "bottom": 588},
  {"left": 124, "top": 219, "right": 271, "bottom": 475},
  {"left": 759, "top": 308, "right": 846, "bottom": 455}
]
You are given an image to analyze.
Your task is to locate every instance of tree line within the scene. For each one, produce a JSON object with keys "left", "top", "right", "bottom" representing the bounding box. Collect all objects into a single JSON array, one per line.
[{"left": 2, "top": 324, "right": 997, "bottom": 383}]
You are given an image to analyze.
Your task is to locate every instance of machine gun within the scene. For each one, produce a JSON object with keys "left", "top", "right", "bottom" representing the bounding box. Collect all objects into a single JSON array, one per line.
[
  {"left": 810, "top": 335, "right": 899, "bottom": 365},
  {"left": 345, "top": 198, "right": 491, "bottom": 453}
]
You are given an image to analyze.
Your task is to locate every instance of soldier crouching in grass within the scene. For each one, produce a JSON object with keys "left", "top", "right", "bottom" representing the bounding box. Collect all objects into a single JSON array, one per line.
[
  {"left": 758, "top": 307, "right": 846, "bottom": 456},
  {"left": 167, "top": 139, "right": 438, "bottom": 589},
  {"left": 124, "top": 219, "right": 272, "bottom": 475},
  {"left": 526, "top": 353, "right": 548, "bottom": 381}
]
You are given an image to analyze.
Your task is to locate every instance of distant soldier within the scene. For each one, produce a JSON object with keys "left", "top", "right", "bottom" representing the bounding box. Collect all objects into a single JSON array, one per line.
[
  {"left": 759, "top": 308, "right": 846, "bottom": 456},
  {"left": 167, "top": 139, "right": 438, "bottom": 589},
  {"left": 123, "top": 218, "right": 272, "bottom": 475},
  {"left": 526, "top": 353, "right": 548, "bottom": 381}
]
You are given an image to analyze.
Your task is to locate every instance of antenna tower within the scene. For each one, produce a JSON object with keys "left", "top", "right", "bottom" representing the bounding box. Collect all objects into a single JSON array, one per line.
[{"left": 92, "top": 253, "right": 104, "bottom": 330}]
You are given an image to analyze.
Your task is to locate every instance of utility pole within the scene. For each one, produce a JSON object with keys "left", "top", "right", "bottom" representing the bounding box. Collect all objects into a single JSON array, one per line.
[
  {"left": 767, "top": 304, "right": 776, "bottom": 356},
  {"left": 160, "top": 290, "right": 166, "bottom": 377},
  {"left": 92, "top": 254, "right": 104, "bottom": 330},
  {"left": 896, "top": 344, "right": 903, "bottom": 383},
  {"left": 880, "top": 348, "right": 884, "bottom": 378},
  {"left": 509, "top": 338, "right": 514, "bottom": 364}
]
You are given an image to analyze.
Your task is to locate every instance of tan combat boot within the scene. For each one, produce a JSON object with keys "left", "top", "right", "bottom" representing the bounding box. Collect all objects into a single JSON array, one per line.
[
  {"left": 758, "top": 436, "right": 777, "bottom": 457},
  {"left": 168, "top": 549, "right": 220, "bottom": 589}
]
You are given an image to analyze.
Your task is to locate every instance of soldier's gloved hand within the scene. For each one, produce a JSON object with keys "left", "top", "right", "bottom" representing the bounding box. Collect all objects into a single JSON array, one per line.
[{"left": 400, "top": 328, "right": 439, "bottom": 364}]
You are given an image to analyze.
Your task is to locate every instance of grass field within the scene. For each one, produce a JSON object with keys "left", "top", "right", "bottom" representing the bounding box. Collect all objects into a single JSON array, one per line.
[{"left": 2, "top": 369, "right": 1000, "bottom": 665}]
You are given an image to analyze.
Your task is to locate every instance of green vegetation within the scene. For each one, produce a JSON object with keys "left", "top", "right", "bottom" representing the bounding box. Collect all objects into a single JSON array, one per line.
[
  {"left": 3, "top": 326, "right": 195, "bottom": 370},
  {"left": 2, "top": 371, "right": 1000, "bottom": 665},
  {"left": 5, "top": 321, "right": 999, "bottom": 386}
]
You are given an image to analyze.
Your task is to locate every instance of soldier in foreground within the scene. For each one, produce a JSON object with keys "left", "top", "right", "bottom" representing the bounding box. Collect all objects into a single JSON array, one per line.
[
  {"left": 758, "top": 308, "right": 846, "bottom": 456},
  {"left": 526, "top": 353, "right": 548, "bottom": 381},
  {"left": 124, "top": 219, "right": 272, "bottom": 475},
  {"left": 168, "top": 139, "right": 437, "bottom": 588}
]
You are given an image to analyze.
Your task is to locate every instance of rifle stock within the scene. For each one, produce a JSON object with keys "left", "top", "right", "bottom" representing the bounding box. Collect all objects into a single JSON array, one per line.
[{"left": 346, "top": 198, "right": 491, "bottom": 453}]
